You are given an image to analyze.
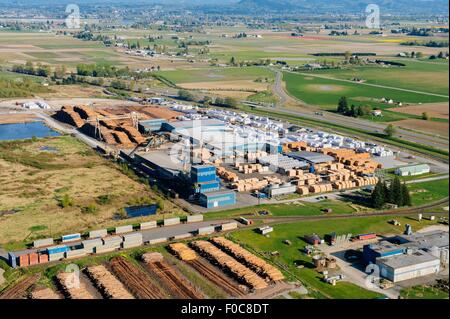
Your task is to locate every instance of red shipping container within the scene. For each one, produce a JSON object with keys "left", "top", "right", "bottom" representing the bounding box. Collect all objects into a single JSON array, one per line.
[
  {"left": 28, "top": 253, "right": 39, "bottom": 266},
  {"left": 39, "top": 253, "right": 49, "bottom": 264},
  {"left": 359, "top": 234, "right": 376, "bottom": 240},
  {"left": 19, "top": 254, "right": 29, "bottom": 267}
]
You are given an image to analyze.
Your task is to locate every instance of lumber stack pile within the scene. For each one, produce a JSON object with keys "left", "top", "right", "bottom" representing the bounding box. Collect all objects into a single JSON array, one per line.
[
  {"left": 231, "top": 178, "right": 268, "bottom": 192},
  {"left": 217, "top": 166, "right": 239, "bottom": 182},
  {"left": 210, "top": 237, "right": 285, "bottom": 282},
  {"left": 142, "top": 252, "right": 164, "bottom": 264},
  {"left": 56, "top": 272, "right": 96, "bottom": 299},
  {"left": 85, "top": 265, "right": 134, "bottom": 299},
  {"left": 169, "top": 243, "right": 197, "bottom": 261},
  {"left": 190, "top": 241, "right": 268, "bottom": 290}
]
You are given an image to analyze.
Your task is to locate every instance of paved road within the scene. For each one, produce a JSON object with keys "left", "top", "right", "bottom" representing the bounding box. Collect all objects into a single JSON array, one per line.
[{"left": 268, "top": 68, "right": 449, "bottom": 151}]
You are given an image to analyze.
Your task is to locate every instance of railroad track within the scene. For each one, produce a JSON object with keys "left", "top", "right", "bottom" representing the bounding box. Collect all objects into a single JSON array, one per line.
[
  {"left": 109, "top": 257, "right": 166, "bottom": 299},
  {"left": 188, "top": 259, "right": 246, "bottom": 298},
  {"left": 252, "top": 198, "right": 449, "bottom": 225},
  {"left": 147, "top": 261, "right": 203, "bottom": 299},
  {"left": 0, "top": 274, "right": 40, "bottom": 299}
]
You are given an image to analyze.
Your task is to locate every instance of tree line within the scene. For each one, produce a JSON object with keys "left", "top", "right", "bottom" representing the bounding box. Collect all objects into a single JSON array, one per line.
[{"left": 371, "top": 176, "right": 411, "bottom": 209}]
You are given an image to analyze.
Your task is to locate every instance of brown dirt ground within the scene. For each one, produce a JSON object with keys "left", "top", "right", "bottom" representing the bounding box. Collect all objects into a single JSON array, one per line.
[
  {"left": 0, "top": 113, "right": 39, "bottom": 124},
  {"left": 393, "top": 119, "right": 449, "bottom": 137},
  {"left": 390, "top": 102, "right": 449, "bottom": 119}
]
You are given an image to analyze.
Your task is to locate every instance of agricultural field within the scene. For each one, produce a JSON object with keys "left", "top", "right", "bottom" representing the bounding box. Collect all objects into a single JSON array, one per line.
[
  {"left": 408, "top": 179, "right": 450, "bottom": 206},
  {"left": 0, "top": 135, "right": 181, "bottom": 248},
  {"left": 283, "top": 71, "right": 449, "bottom": 110},
  {"left": 230, "top": 215, "right": 444, "bottom": 299}
]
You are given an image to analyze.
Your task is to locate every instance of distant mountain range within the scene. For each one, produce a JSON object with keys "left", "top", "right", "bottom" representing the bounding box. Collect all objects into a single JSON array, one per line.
[{"left": 235, "top": 0, "right": 449, "bottom": 14}]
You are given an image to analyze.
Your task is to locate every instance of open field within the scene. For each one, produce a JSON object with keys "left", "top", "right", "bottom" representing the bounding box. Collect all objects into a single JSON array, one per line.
[
  {"left": 0, "top": 113, "right": 39, "bottom": 124},
  {"left": 400, "top": 285, "right": 449, "bottom": 299},
  {"left": 393, "top": 119, "right": 449, "bottom": 137},
  {"left": 0, "top": 135, "right": 181, "bottom": 247},
  {"left": 302, "top": 60, "right": 449, "bottom": 96},
  {"left": 392, "top": 102, "right": 449, "bottom": 119},
  {"left": 230, "top": 215, "right": 446, "bottom": 299},
  {"left": 408, "top": 178, "right": 449, "bottom": 206},
  {"left": 283, "top": 71, "right": 449, "bottom": 109},
  {"left": 179, "top": 80, "right": 269, "bottom": 92}
]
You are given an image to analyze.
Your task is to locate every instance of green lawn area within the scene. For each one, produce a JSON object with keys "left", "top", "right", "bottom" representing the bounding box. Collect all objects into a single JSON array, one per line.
[
  {"left": 302, "top": 61, "right": 449, "bottom": 96},
  {"left": 400, "top": 285, "right": 449, "bottom": 299},
  {"left": 156, "top": 66, "right": 275, "bottom": 84},
  {"left": 204, "top": 200, "right": 357, "bottom": 220},
  {"left": 409, "top": 179, "right": 449, "bottom": 206},
  {"left": 283, "top": 71, "right": 448, "bottom": 110},
  {"left": 230, "top": 215, "right": 442, "bottom": 299},
  {"left": 248, "top": 90, "right": 278, "bottom": 104}
]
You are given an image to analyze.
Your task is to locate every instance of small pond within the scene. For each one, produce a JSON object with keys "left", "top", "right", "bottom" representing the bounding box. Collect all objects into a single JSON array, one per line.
[{"left": 0, "top": 121, "right": 60, "bottom": 141}]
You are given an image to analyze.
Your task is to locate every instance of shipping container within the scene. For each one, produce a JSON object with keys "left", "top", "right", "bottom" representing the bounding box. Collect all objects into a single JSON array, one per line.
[
  {"left": 172, "top": 233, "right": 192, "bottom": 240},
  {"left": 82, "top": 238, "right": 103, "bottom": 250},
  {"left": 47, "top": 245, "right": 69, "bottom": 255},
  {"left": 94, "top": 245, "right": 117, "bottom": 254},
  {"left": 102, "top": 236, "right": 123, "bottom": 246},
  {"left": 61, "top": 233, "right": 81, "bottom": 243},
  {"left": 164, "top": 217, "right": 181, "bottom": 226},
  {"left": 115, "top": 225, "right": 133, "bottom": 234},
  {"left": 122, "top": 233, "right": 143, "bottom": 243},
  {"left": 65, "top": 249, "right": 87, "bottom": 259},
  {"left": 187, "top": 215, "right": 204, "bottom": 223},
  {"left": 122, "top": 241, "right": 142, "bottom": 249},
  {"left": 33, "top": 238, "right": 54, "bottom": 248},
  {"left": 19, "top": 254, "right": 29, "bottom": 267},
  {"left": 140, "top": 221, "right": 157, "bottom": 230},
  {"left": 198, "top": 226, "right": 215, "bottom": 236},
  {"left": 8, "top": 252, "right": 17, "bottom": 268},
  {"left": 89, "top": 229, "right": 108, "bottom": 239},
  {"left": 39, "top": 253, "right": 49, "bottom": 264},
  {"left": 220, "top": 222, "right": 238, "bottom": 231},
  {"left": 28, "top": 253, "right": 39, "bottom": 266},
  {"left": 48, "top": 252, "right": 65, "bottom": 262}
]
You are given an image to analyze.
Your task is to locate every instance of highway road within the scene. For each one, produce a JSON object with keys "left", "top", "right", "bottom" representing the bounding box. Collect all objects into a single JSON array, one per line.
[{"left": 269, "top": 68, "right": 449, "bottom": 151}]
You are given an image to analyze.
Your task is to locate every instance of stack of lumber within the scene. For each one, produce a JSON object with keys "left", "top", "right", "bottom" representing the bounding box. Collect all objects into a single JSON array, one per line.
[
  {"left": 85, "top": 265, "right": 134, "bottom": 299},
  {"left": 210, "top": 237, "right": 284, "bottom": 282},
  {"left": 190, "top": 241, "right": 268, "bottom": 290},
  {"left": 142, "top": 252, "right": 164, "bottom": 264},
  {"left": 169, "top": 243, "right": 197, "bottom": 261},
  {"left": 56, "top": 272, "right": 96, "bottom": 299}
]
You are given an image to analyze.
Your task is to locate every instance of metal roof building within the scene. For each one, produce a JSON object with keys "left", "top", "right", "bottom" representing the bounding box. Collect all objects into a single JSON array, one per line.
[
  {"left": 287, "top": 151, "right": 334, "bottom": 164},
  {"left": 394, "top": 164, "right": 430, "bottom": 176}
]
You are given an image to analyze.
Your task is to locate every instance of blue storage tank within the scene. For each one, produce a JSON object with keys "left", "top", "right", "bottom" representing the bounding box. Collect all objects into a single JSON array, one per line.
[{"left": 47, "top": 245, "right": 69, "bottom": 255}]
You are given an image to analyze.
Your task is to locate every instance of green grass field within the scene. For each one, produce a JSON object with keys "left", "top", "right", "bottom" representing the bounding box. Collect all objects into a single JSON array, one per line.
[
  {"left": 283, "top": 71, "right": 448, "bottom": 110},
  {"left": 400, "top": 285, "right": 449, "bottom": 299},
  {"left": 408, "top": 178, "right": 449, "bottom": 206},
  {"left": 204, "top": 200, "right": 357, "bottom": 220},
  {"left": 302, "top": 60, "right": 449, "bottom": 96},
  {"left": 230, "top": 215, "right": 442, "bottom": 299}
]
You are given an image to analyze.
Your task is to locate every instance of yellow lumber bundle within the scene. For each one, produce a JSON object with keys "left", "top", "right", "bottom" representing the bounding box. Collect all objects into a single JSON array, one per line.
[
  {"left": 85, "top": 265, "right": 134, "bottom": 299},
  {"left": 190, "top": 241, "right": 268, "bottom": 290},
  {"left": 210, "top": 237, "right": 284, "bottom": 282},
  {"left": 169, "top": 243, "right": 197, "bottom": 261}
]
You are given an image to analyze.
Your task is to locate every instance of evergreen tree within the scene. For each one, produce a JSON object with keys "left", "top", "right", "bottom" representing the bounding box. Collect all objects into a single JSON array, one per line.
[
  {"left": 401, "top": 182, "right": 412, "bottom": 206},
  {"left": 337, "top": 96, "right": 348, "bottom": 114},
  {"left": 390, "top": 176, "right": 403, "bottom": 207},
  {"left": 383, "top": 181, "right": 391, "bottom": 203},
  {"left": 371, "top": 180, "right": 385, "bottom": 209}
]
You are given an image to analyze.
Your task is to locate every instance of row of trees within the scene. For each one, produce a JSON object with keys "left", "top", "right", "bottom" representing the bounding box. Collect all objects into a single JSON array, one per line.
[
  {"left": 371, "top": 177, "right": 412, "bottom": 209},
  {"left": 337, "top": 96, "right": 370, "bottom": 118},
  {"left": 12, "top": 61, "right": 51, "bottom": 77}
]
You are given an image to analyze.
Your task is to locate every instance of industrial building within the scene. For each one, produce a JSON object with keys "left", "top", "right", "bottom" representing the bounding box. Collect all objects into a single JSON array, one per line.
[
  {"left": 287, "top": 151, "right": 334, "bottom": 164},
  {"left": 199, "top": 190, "right": 237, "bottom": 208},
  {"left": 394, "top": 164, "right": 431, "bottom": 176},
  {"left": 363, "top": 230, "right": 448, "bottom": 283}
]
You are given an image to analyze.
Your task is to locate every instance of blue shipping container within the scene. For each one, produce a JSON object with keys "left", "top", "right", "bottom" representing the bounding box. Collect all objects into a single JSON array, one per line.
[
  {"left": 47, "top": 245, "right": 69, "bottom": 255},
  {"left": 8, "top": 252, "right": 17, "bottom": 268},
  {"left": 62, "top": 233, "right": 81, "bottom": 242},
  {"left": 125, "top": 204, "right": 158, "bottom": 218}
]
